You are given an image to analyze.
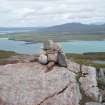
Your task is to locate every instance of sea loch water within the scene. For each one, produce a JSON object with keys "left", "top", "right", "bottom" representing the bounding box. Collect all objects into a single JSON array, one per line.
[{"left": 0, "top": 39, "right": 105, "bottom": 54}]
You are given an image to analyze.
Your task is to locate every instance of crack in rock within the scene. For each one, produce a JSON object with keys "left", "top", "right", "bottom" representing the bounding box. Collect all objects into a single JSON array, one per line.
[
  {"left": 37, "top": 82, "right": 70, "bottom": 105},
  {"left": 67, "top": 67, "right": 78, "bottom": 74}
]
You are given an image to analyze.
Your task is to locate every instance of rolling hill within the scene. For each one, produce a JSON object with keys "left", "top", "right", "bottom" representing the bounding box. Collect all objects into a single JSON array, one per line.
[{"left": 38, "top": 23, "right": 105, "bottom": 34}]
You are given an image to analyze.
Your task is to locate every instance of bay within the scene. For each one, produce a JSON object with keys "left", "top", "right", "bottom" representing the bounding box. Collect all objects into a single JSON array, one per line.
[{"left": 0, "top": 39, "right": 105, "bottom": 54}]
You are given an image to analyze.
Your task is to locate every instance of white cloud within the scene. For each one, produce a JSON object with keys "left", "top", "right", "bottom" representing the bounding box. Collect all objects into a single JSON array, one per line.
[{"left": 0, "top": 0, "right": 105, "bottom": 27}]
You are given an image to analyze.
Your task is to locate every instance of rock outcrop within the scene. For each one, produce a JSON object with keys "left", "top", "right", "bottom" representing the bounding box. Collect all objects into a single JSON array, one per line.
[
  {"left": 79, "top": 65, "right": 100, "bottom": 101},
  {"left": 97, "top": 68, "right": 105, "bottom": 103},
  {"left": 0, "top": 60, "right": 104, "bottom": 105},
  {"left": 0, "top": 62, "right": 81, "bottom": 105},
  {"left": 85, "top": 102, "right": 103, "bottom": 105}
]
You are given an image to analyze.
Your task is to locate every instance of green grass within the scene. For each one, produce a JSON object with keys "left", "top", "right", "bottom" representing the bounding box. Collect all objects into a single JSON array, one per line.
[
  {"left": 1, "top": 32, "right": 105, "bottom": 42},
  {"left": 0, "top": 50, "right": 17, "bottom": 59},
  {"left": 0, "top": 50, "right": 19, "bottom": 65},
  {"left": 66, "top": 53, "right": 105, "bottom": 69}
]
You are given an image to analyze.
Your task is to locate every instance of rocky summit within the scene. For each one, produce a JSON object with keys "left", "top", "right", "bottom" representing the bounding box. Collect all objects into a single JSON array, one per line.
[{"left": 0, "top": 60, "right": 104, "bottom": 105}]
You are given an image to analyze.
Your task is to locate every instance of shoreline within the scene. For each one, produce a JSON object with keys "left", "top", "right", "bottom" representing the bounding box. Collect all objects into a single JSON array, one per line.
[
  {"left": 1, "top": 33, "right": 105, "bottom": 43},
  {"left": 0, "top": 50, "right": 105, "bottom": 69}
]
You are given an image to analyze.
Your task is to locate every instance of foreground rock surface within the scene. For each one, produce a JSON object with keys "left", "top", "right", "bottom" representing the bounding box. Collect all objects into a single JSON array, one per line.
[
  {"left": 0, "top": 62, "right": 81, "bottom": 105},
  {"left": 0, "top": 60, "right": 103, "bottom": 105}
]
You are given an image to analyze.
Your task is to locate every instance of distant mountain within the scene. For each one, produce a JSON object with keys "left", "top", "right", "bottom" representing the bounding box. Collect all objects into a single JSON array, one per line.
[
  {"left": 38, "top": 23, "right": 105, "bottom": 34},
  {"left": 0, "top": 23, "right": 105, "bottom": 34}
]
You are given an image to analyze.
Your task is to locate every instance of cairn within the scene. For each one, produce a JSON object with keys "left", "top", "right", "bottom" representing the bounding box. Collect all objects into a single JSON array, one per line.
[{"left": 38, "top": 40, "right": 67, "bottom": 72}]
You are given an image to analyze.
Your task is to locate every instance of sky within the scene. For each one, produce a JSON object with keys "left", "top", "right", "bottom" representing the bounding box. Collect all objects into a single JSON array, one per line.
[{"left": 0, "top": 0, "right": 105, "bottom": 27}]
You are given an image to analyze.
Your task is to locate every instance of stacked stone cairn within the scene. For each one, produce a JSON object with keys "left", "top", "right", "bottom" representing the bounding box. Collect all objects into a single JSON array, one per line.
[{"left": 38, "top": 40, "right": 67, "bottom": 71}]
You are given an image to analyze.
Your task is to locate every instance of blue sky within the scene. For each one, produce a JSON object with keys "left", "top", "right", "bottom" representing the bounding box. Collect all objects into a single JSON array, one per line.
[{"left": 0, "top": 0, "right": 105, "bottom": 27}]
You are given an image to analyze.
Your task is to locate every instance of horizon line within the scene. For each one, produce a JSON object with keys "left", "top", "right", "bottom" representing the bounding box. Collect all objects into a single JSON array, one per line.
[{"left": 0, "top": 22, "right": 105, "bottom": 28}]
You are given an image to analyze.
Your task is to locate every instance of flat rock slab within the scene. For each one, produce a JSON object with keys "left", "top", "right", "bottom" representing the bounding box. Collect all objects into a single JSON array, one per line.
[
  {"left": 67, "top": 60, "right": 80, "bottom": 73},
  {"left": 85, "top": 102, "right": 103, "bottom": 105},
  {"left": 0, "top": 62, "right": 81, "bottom": 105},
  {"left": 79, "top": 65, "right": 100, "bottom": 101}
]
